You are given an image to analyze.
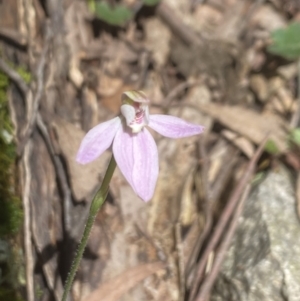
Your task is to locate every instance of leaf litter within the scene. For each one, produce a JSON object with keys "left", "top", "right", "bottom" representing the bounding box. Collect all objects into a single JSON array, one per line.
[{"left": 1, "top": 0, "right": 300, "bottom": 301}]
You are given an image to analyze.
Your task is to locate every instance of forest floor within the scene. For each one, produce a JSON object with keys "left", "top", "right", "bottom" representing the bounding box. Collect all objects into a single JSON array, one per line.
[{"left": 1, "top": 0, "right": 300, "bottom": 301}]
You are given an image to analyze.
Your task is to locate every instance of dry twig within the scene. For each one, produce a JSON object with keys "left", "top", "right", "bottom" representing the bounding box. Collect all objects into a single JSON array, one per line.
[
  {"left": 19, "top": 28, "right": 51, "bottom": 154},
  {"left": 0, "top": 27, "right": 27, "bottom": 49},
  {"left": 157, "top": 2, "right": 202, "bottom": 46},
  {"left": 164, "top": 79, "right": 201, "bottom": 108},
  {"left": 290, "top": 58, "right": 300, "bottom": 128},
  {"left": 22, "top": 141, "right": 34, "bottom": 301},
  {"left": 195, "top": 184, "right": 251, "bottom": 301},
  {"left": 0, "top": 57, "right": 29, "bottom": 96},
  {"left": 176, "top": 222, "right": 186, "bottom": 301},
  {"left": 189, "top": 135, "right": 269, "bottom": 300},
  {"left": 186, "top": 145, "right": 238, "bottom": 285},
  {"left": 36, "top": 114, "right": 73, "bottom": 234},
  {"left": 186, "top": 140, "right": 211, "bottom": 282}
]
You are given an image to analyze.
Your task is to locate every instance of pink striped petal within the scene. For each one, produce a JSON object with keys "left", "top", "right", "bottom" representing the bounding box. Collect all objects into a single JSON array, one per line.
[
  {"left": 76, "top": 117, "right": 121, "bottom": 164},
  {"left": 148, "top": 114, "right": 204, "bottom": 138},
  {"left": 112, "top": 126, "right": 135, "bottom": 187},
  {"left": 113, "top": 127, "right": 158, "bottom": 202},
  {"left": 132, "top": 129, "right": 159, "bottom": 201}
]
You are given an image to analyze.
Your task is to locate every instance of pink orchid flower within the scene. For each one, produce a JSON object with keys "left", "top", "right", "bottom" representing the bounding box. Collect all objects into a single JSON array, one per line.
[{"left": 76, "top": 91, "right": 204, "bottom": 202}]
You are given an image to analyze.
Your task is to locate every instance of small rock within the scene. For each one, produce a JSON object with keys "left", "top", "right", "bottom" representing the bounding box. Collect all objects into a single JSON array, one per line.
[{"left": 212, "top": 165, "right": 300, "bottom": 301}]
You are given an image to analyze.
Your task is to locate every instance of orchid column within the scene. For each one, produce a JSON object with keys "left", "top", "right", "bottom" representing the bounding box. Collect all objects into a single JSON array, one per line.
[{"left": 61, "top": 91, "right": 204, "bottom": 301}]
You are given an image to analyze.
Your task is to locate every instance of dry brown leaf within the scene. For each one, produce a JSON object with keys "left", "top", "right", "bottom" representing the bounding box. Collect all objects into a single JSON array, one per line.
[
  {"left": 221, "top": 129, "right": 255, "bottom": 158},
  {"left": 277, "top": 63, "right": 298, "bottom": 80},
  {"left": 207, "top": 139, "right": 231, "bottom": 183},
  {"left": 182, "top": 218, "right": 203, "bottom": 266},
  {"left": 144, "top": 18, "right": 171, "bottom": 68},
  {"left": 164, "top": 0, "right": 201, "bottom": 31},
  {"left": 101, "top": 84, "right": 135, "bottom": 114},
  {"left": 199, "top": 103, "right": 288, "bottom": 152},
  {"left": 83, "top": 262, "right": 166, "bottom": 301},
  {"left": 65, "top": 2, "right": 92, "bottom": 88},
  {"left": 214, "top": 0, "right": 248, "bottom": 41},
  {"left": 51, "top": 118, "right": 111, "bottom": 201},
  {"left": 285, "top": 151, "right": 300, "bottom": 170},
  {"left": 81, "top": 87, "right": 99, "bottom": 131},
  {"left": 82, "top": 38, "right": 138, "bottom": 62},
  {"left": 250, "top": 4, "right": 286, "bottom": 32},
  {"left": 97, "top": 75, "right": 134, "bottom": 113},
  {"left": 250, "top": 74, "right": 269, "bottom": 103},
  {"left": 185, "top": 85, "right": 213, "bottom": 134},
  {"left": 97, "top": 75, "right": 123, "bottom": 98},
  {"left": 273, "top": 80, "right": 295, "bottom": 113},
  {"left": 179, "top": 167, "right": 197, "bottom": 226},
  {"left": 265, "top": 77, "right": 296, "bottom": 115},
  {"left": 102, "top": 39, "right": 138, "bottom": 63},
  {"left": 193, "top": 4, "right": 222, "bottom": 32}
]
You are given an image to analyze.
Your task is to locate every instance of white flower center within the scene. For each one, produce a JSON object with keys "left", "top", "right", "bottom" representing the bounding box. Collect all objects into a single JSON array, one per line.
[{"left": 121, "top": 103, "right": 149, "bottom": 133}]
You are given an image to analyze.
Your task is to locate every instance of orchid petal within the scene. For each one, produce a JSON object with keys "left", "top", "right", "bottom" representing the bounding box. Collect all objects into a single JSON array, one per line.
[
  {"left": 76, "top": 117, "right": 121, "bottom": 164},
  {"left": 112, "top": 126, "right": 134, "bottom": 188},
  {"left": 132, "top": 129, "right": 159, "bottom": 201},
  {"left": 113, "top": 127, "right": 159, "bottom": 202},
  {"left": 148, "top": 114, "right": 204, "bottom": 138},
  {"left": 144, "top": 105, "right": 150, "bottom": 124},
  {"left": 121, "top": 104, "right": 135, "bottom": 126}
]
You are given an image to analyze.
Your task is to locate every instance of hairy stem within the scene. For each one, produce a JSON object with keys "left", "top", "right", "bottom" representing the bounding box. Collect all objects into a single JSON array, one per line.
[{"left": 61, "top": 156, "right": 116, "bottom": 301}]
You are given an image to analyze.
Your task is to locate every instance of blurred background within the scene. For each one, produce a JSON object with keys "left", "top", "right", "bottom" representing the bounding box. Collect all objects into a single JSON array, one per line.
[{"left": 1, "top": 0, "right": 300, "bottom": 300}]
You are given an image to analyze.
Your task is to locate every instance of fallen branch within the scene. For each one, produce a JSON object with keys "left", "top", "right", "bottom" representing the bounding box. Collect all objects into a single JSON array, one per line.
[{"left": 189, "top": 135, "right": 269, "bottom": 300}]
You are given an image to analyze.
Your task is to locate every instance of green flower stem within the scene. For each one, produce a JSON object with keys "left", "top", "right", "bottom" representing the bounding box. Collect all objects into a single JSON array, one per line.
[{"left": 61, "top": 155, "right": 116, "bottom": 301}]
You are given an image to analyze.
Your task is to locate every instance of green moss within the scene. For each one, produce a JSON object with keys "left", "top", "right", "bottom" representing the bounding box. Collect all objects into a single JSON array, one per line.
[
  {"left": 0, "top": 287, "right": 25, "bottom": 301},
  {"left": 289, "top": 128, "right": 300, "bottom": 147},
  {"left": 0, "top": 197, "right": 23, "bottom": 237},
  {"left": 0, "top": 70, "right": 24, "bottom": 300},
  {"left": 16, "top": 66, "right": 31, "bottom": 84},
  {"left": 0, "top": 71, "right": 22, "bottom": 237},
  {"left": 264, "top": 139, "right": 280, "bottom": 155}
]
